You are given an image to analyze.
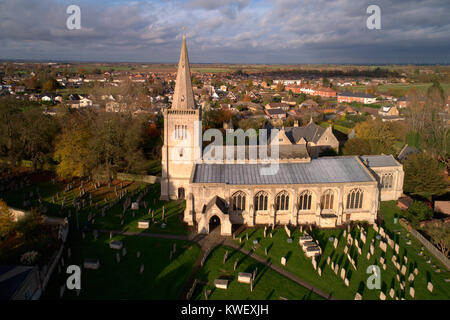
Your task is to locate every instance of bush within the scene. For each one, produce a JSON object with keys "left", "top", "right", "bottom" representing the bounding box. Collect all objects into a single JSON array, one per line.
[{"left": 403, "top": 201, "right": 433, "bottom": 226}]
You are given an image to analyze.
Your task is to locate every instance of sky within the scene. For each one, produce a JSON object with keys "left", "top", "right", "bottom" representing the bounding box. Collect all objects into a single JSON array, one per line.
[{"left": 0, "top": 0, "right": 449, "bottom": 64}]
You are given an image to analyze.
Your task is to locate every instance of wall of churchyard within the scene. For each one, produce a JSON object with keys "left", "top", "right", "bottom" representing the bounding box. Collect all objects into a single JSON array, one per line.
[
  {"left": 187, "top": 181, "right": 378, "bottom": 229},
  {"left": 399, "top": 218, "right": 450, "bottom": 271}
]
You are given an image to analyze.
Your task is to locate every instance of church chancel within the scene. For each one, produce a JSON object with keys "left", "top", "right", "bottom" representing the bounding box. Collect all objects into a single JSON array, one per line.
[{"left": 161, "top": 36, "right": 404, "bottom": 236}]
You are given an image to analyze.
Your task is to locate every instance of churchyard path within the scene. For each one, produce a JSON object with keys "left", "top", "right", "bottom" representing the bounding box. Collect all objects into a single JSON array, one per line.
[{"left": 97, "top": 228, "right": 334, "bottom": 300}]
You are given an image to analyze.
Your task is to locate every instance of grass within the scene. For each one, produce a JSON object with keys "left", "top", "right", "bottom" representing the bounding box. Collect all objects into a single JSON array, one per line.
[
  {"left": 349, "top": 82, "right": 450, "bottom": 95},
  {"left": 232, "top": 202, "right": 450, "bottom": 300},
  {"left": 43, "top": 233, "right": 201, "bottom": 299},
  {"left": 192, "top": 246, "right": 324, "bottom": 300}
]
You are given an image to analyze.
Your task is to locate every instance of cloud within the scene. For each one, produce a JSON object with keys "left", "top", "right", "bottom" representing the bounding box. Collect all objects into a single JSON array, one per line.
[{"left": 0, "top": 0, "right": 449, "bottom": 63}]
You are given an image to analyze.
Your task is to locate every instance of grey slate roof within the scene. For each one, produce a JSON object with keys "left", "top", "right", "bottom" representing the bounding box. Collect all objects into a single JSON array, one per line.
[
  {"left": 339, "top": 91, "right": 376, "bottom": 98},
  {"left": 205, "top": 144, "right": 310, "bottom": 160},
  {"left": 284, "top": 122, "right": 326, "bottom": 144},
  {"left": 193, "top": 156, "right": 375, "bottom": 185},
  {"left": 359, "top": 155, "right": 401, "bottom": 167}
]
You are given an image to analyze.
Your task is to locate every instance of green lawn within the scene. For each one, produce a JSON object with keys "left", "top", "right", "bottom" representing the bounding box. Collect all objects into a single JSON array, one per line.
[
  {"left": 232, "top": 202, "right": 450, "bottom": 300},
  {"left": 43, "top": 233, "right": 201, "bottom": 300},
  {"left": 349, "top": 82, "right": 450, "bottom": 95},
  {"left": 192, "top": 246, "right": 324, "bottom": 300}
]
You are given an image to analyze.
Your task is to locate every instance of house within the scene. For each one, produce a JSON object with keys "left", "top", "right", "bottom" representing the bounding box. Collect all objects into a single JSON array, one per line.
[
  {"left": 379, "top": 106, "right": 399, "bottom": 117},
  {"left": 265, "top": 102, "right": 290, "bottom": 111},
  {"left": 265, "top": 108, "right": 287, "bottom": 119},
  {"left": 285, "top": 85, "right": 302, "bottom": 94},
  {"left": 0, "top": 265, "right": 42, "bottom": 300},
  {"left": 338, "top": 92, "right": 377, "bottom": 104},
  {"left": 299, "top": 99, "right": 319, "bottom": 109},
  {"left": 314, "top": 87, "right": 337, "bottom": 98},
  {"left": 434, "top": 201, "right": 450, "bottom": 216},
  {"left": 283, "top": 119, "right": 340, "bottom": 157}
]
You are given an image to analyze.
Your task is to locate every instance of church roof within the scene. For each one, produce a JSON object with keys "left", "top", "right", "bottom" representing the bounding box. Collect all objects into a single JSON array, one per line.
[
  {"left": 171, "top": 35, "right": 196, "bottom": 109},
  {"left": 359, "top": 155, "right": 401, "bottom": 167},
  {"left": 192, "top": 156, "right": 375, "bottom": 185}
]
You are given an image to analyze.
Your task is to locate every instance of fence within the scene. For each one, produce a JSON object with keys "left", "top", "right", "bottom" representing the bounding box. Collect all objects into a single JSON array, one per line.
[{"left": 399, "top": 218, "right": 450, "bottom": 271}]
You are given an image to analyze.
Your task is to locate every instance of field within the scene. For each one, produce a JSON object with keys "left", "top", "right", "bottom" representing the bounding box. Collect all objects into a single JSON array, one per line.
[
  {"left": 232, "top": 202, "right": 450, "bottom": 300},
  {"left": 43, "top": 233, "right": 201, "bottom": 300},
  {"left": 192, "top": 246, "right": 324, "bottom": 300},
  {"left": 347, "top": 82, "right": 450, "bottom": 95}
]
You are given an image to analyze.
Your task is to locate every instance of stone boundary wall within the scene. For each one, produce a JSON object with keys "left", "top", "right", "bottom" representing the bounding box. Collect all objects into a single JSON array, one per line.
[
  {"left": 94, "top": 172, "right": 160, "bottom": 184},
  {"left": 399, "top": 218, "right": 450, "bottom": 271}
]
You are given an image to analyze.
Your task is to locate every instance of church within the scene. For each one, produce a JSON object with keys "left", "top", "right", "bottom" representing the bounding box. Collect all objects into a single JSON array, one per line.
[{"left": 160, "top": 36, "right": 404, "bottom": 236}]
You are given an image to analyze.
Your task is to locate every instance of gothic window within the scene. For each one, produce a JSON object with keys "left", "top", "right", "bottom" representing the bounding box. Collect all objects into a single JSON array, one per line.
[
  {"left": 381, "top": 173, "right": 393, "bottom": 189},
  {"left": 298, "top": 190, "right": 312, "bottom": 211},
  {"left": 232, "top": 191, "right": 246, "bottom": 211},
  {"left": 320, "top": 189, "right": 334, "bottom": 210},
  {"left": 254, "top": 191, "right": 268, "bottom": 211},
  {"left": 346, "top": 188, "right": 363, "bottom": 209},
  {"left": 276, "top": 191, "right": 290, "bottom": 211}
]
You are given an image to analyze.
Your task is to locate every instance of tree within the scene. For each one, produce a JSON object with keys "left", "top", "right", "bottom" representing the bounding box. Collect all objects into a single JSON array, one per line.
[
  {"left": 0, "top": 200, "right": 15, "bottom": 239},
  {"left": 322, "top": 77, "right": 330, "bottom": 87},
  {"left": 403, "top": 200, "right": 433, "bottom": 226},
  {"left": 423, "top": 220, "right": 449, "bottom": 257},
  {"left": 403, "top": 153, "right": 447, "bottom": 200},
  {"left": 275, "top": 82, "right": 285, "bottom": 92},
  {"left": 54, "top": 122, "right": 92, "bottom": 178},
  {"left": 42, "top": 77, "right": 58, "bottom": 91}
]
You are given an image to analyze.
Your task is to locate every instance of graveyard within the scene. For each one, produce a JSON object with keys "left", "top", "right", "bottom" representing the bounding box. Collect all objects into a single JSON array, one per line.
[
  {"left": 192, "top": 246, "right": 324, "bottom": 300},
  {"left": 43, "top": 233, "right": 201, "bottom": 299},
  {"left": 231, "top": 202, "right": 450, "bottom": 300},
  {"left": 0, "top": 170, "right": 188, "bottom": 236}
]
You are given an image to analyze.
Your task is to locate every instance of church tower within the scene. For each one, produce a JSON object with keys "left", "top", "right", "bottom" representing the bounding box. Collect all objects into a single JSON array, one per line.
[{"left": 160, "top": 35, "right": 202, "bottom": 200}]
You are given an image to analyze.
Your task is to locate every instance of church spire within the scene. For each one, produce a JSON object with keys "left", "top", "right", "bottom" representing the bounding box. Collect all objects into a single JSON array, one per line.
[{"left": 172, "top": 35, "right": 196, "bottom": 109}]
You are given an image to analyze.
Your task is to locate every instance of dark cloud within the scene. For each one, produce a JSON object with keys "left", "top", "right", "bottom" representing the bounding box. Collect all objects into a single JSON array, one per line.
[{"left": 0, "top": 0, "right": 449, "bottom": 63}]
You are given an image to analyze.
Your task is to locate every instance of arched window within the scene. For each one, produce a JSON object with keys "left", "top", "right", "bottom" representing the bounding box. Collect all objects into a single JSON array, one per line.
[
  {"left": 254, "top": 191, "right": 268, "bottom": 211},
  {"left": 381, "top": 173, "right": 393, "bottom": 189},
  {"left": 320, "top": 189, "right": 334, "bottom": 210},
  {"left": 298, "top": 190, "right": 312, "bottom": 211},
  {"left": 346, "top": 188, "right": 363, "bottom": 209},
  {"left": 232, "top": 191, "right": 246, "bottom": 211},
  {"left": 276, "top": 191, "right": 289, "bottom": 211}
]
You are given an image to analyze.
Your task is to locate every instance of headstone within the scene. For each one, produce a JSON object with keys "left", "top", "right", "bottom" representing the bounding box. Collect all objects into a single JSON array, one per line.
[
  {"left": 344, "top": 278, "right": 349, "bottom": 287},
  {"left": 380, "top": 257, "right": 385, "bottom": 265},
  {"left": 354, "top": 293, "right": 362, "bottom": 300},
  {"left": 340, "top": 268, "right": 346, "bottom": 280},
  {"left": 413, "top": 268, "right": 419, "bottom": 276},
  {"left": 409, "top": 287, "right": 415, "bottom": 298},
  {"left": 137, "top": 251, "right": 141, "bottom": 258},
  {"left": 318, "top": 267, "right": 322, "bottom": 277},
  {"left": 116, "top": 253, "right": 120, "bottom": 263},
  {"left": 379, "top": 292, "right": 386, "bottom": 300},
  {"left": 140, "top": 264, "right": 144, "bottom": 274},
  {"left": 264, "top": 247, "right": 268, "bottom": 256},
  {"left": 122, "top": 247, "right": 127, "bottom": 257},
  {"left": 234, "top": 259, "right": 238, "bottom": 271},
  {"left": 333, "top": 237, "right": 338, "bottom": 249},
  {"left": 427, "top": 282, "right": 433, "bottom": 292},
  {"left": 403, "top": 256, "right": 408, "bottom": 264},
  {"left": 344, "top": 246, "right": 348, "bottom": 254},
  {"left": 281, "top": 257, "right": 286, "bottom": 266},
  {"left": 400, "top": 265, "right": 407, "bottom": 275},
  {"left": 389, "top": 288, "right": 395, "bottom": 299},
  {"left": 327, "top": 256, "right": 331, "bottom": 265},
  {"left": 394, "top": 243, "right": 400, "bottom": 254},
  {"left": 408, "top": 273, "right": 414, "bottom": 283},
  {"left": 379, "top": 241, "right": 387, "bottom": 252},
  {"left": 334, "top": 264, "right": 339, "bottom": 275},
  {"left": 367, "top": 252, "right": 371, "bottom": 260}
]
